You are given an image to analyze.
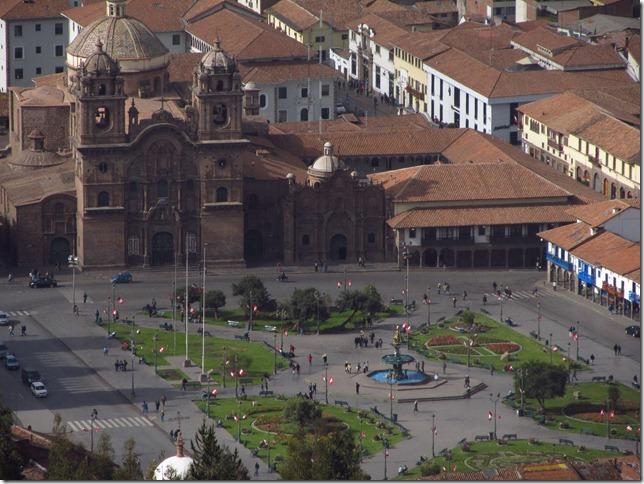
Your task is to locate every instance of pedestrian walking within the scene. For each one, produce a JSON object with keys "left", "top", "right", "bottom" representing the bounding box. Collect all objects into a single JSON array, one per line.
[
  {"left": 617, "top": 344, "right": 622, "bottom": 356},
  {"left": 160, "top": 410, "right": 165, "bottom": 422},
  {"left": 255, "top": 462, "right": 260, "bottom": 476},
  {"left": 161, "top": 394, "right": 167, "bottom": 408},
  {"left": 421, "top": 361, "right": 425, "bottom": 372},
  {"left": 115, "top": 360, "right": 119, "bottom": 372},
  {"left": 492, "top": 281, "right": 497, "bottom": 292},
  {"left": 442, "top": 360, "right": 447, "bottom": 374},
  {"left": 490, "top": 365, "right": 494, "bottom": 375},
  {"left": 9, "top": 324, "right": 14, "bottom": 336},
  {"left": 552, "top": 280, "right": 557, "bottom": 291},
  {"left": 103, "top": 346, "right": 108, "bottom": 356},
  {"left": 413, "top": 400, "right": 418, "bottom": 412},
  {"left": 313, "top": 383, "right": 317, "bottom": 394},
  {"left": 437, "top": 283, "right": 441, "bottom": 295},
  {"left": 613, "top": 344, "right": 618, "bottom": 356},
  {"left": 95, "top": 309, "right": 100, "bottom": 323},
  {"left": 169, "top": 429, "right": 175, "bottom": 441},
  {"left": 181, "top": 378, "right": 187, "bottom": 391},
  {"left": 356, "top": 382, "right": 360, "bottom": 394},
  {"left": 83, "top": 292, "right": 88, "bottom": 304},
  {"left": 142, "top": 401, "right": 148, "bottom": 414},
  {"left": 308, "top": 353, "right": 313, "bottom": 366},
  {"left": 452, "top": 297, "right": 457, "bottom": 308},
  {"left": 123, "top": 360, "right": 128, "bottom": 371},
  {"left": 590, "top": 354, "right": 595, "bottom": 365},
  {"left": 73, "top": 304, "right": 79, "bottom": 317},
  {"left": 155, "top": 400, "right": 160, "bottom": 412},
  {"left": 463, "top": 290, "right": 467, "bottom": 300},
  {"left": 20, "top": 325, "right": 26, "bottom": 336}
]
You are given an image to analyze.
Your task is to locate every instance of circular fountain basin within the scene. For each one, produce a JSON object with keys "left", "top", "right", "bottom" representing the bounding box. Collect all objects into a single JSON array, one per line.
[
  {"left": 368, "top": 369, "right": 432, "bottom": 385},
  {"left": 381, "top": 354, "right": 415, "bottom": 365}
]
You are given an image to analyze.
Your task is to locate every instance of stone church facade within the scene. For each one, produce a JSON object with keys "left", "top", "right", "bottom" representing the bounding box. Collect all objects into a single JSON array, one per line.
[{"left": 0, "top": 0, "right": 385, "bottom": 269}]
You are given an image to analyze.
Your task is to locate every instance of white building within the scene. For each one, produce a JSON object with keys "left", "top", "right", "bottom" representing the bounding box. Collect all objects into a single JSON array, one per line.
[
  {"left": 539, "top": 199, "right": 640, "bottom": 319},
  {"left": 234, "top": 0, "right": 280, "bottom": 15},
  {"left": 329, "top": 48, "right": 350, "bottom": 78},
  {"left": 0, "top": 0, "right": 74, "bottom": 92}
]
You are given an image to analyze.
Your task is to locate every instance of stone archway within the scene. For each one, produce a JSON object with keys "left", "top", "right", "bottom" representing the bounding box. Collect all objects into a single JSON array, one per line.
[
  {"left": 329, "top": 233, "right": 348, "bottom": 261},
  {"left": 151, "top": 232, "right": 174, "bottom": 266},
  {"left": 49, "top": 237, "right": 71, "bottom": 265},
  {"left": 438, "top": 248, "right": 454, "bottom": 267},
  {"left": 423, "top": 248, "right": 437, "bottom": 267},
  {"left": 593, "top": 173, "right": 600, "bottom": 192},
  {"left": 244, "top": 230, "right": 263, "bottom": 262}
]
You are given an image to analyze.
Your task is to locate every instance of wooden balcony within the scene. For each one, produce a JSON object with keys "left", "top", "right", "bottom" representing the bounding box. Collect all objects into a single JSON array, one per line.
[{"left": 547, "top": 138, "right": 563, "bottom": 151}]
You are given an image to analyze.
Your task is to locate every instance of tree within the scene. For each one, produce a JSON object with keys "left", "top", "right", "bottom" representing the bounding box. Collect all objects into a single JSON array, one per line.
[
  {"left": 113, "top": 438, "right": 143, "bottom": 480},
  {"left": 232, "top": 275, "right": 275, "bottom": 315},
  {"left": 335, "top": 290, "right": 368, "bottom": 313},
  {"left": 143, "top": 450, "right": 166, "bottom": 481},
  {"left": 47, "top": 435, "right": 91, "bottom": 479},
  {"left": 283, "top": 397, "right": 322, "bottom": 427},
  {"left": 93, "top": 433, "right": 116, "bottom": 479},
  {"left": 187, "top": 421, "right": 249, "bottom": 480},
  {"left": 205, "top": 289, "right": 226, "bottom": 318},
  {"left": 515, "top": 361, "right": 568, "bottom": 413},
  {"left": 461, "top": 310, "right": 475, "bottom": 327},
  {"left": 175, "top": 284, "right": 202, "bottom": 306},
  {"left": 0, "top": 394, "right": 25, "bottom": 480},
  {"left": 289, "top": 288, "right": 329, "bottom": 322},
  {"left": 363, "top": 284, "right": 383, "bottom": 315},
  {"left": 608, "top": 384, "right": 621, "bottom": 412},
  {"left": 280, "top": 429, "right": 369, "bottom": 480}
]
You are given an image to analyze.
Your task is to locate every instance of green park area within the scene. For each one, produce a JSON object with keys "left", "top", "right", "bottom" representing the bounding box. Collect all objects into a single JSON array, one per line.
[
  {"left": 195, "top": 397, "right": 406, "bottom": 471},
  {"left": 401, "top": 439, "right": 621, "bottom": 478},
  {"left": 110, "top": 323, "right": 287, "bottom": 385},
  {"left": 409, "top": 311, "right": 581, "bottom": 372},
  {"left": 505, "top": 381, "right": 640, "bottom": 441}
]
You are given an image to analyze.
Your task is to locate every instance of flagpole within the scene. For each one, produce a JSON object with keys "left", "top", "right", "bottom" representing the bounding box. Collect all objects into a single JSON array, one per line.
[{"left": 184, "top": 234, "right": 190, "bottom": 367}]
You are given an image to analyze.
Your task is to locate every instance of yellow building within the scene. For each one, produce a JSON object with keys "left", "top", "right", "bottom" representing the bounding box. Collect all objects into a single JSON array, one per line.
[
  {"left": 518, "top": 89, "right": 640, "bottom": 199},
  {"left": 391, "top": 31, "right": 446, "bottom": 113}
]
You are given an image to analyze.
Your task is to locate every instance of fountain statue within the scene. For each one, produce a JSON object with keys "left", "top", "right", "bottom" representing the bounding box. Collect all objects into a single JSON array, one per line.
[{"left": 368, "top": 325, "right": 431, "bottom": 385}]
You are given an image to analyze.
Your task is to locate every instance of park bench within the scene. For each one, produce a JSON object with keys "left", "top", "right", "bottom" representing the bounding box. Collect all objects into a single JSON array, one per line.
[
  {"left": 371, "top": 406, "right": 381, "bottom": 416},
  {"left": 259, "top": 390, "right": 274, "bottom": 397},
  {"left": 580, "top": 429, "right": 593, "bottom": 436},
  {"left": 480, "top": 308, "right": 490, "bottom": 315},
  {"left": 390, "top": 298, "right": 403, "bottom": 305},
  {"left": 632, "top": 382, "right": 640, "bottom": 390},
  {"left": 335, "top": 400, "right": 350, "bottom": 409},
  {"left": 264, "top": 325, "right": 277, "bottom": 332},
  {"left": 227, "top": 320, "right": 240, "bottom": 327},
  {"left": 592, "top": 376, "right": 607, "bottom": 382},
  {"left": 559, "top": 438, "right": 575, "bottom": 446},
  {"left": 578, "top": 356, "right": 590, "bottom": 365},
  {"left": 573, "top": 391, "right": 582, "bottom": 400},
  {"left": 438, "top": 448, "right": 450, "bottom": 457},
  {"left": 502, "top": 434, "right": 518, "bottom": 440},
  {"left": 159, "top": 322, "right": 173, "bottom": 331},
  {"left": 475, "top": 435, "right": 490, "bottom": 441},
  {"left": 605, "top": 445, "right": 620, "bottom": 452},
  {"left": 458, "top": 438, "right": 467, "bottom": 446},
  {"left": 529, "top": 331, "right": 538, "bottom": 339},
  {"left": 251, "top": 448, "right": 260, "bottom": 457},
  {"left": 197, "top": 328, "right": 212, "bottom": 337},
  {"left": 234, "top": 333, "right": 250, "bottom": 341},
  {"left": 437, "top": 316, "right": 445, "bottom": 323}
]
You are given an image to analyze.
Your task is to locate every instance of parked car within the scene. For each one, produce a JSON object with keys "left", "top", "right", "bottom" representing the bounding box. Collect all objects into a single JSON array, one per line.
[
  {"left": 5, "top": 354, "right": 19, "bottom": 370},
  {"left": 29, "top": 276, "right": 57, "bottom": 288},
  {"left": 0, "top": 342, "right": 8, "bottom": 359},
  {"left": 30, "top": 381, "right": 48, "bottom": 398},
  {"left": 626, "top": 325, "right": 640, "bottom": 338},
  {"left": 21, "top": 368, "right": 41, "bottom": 385},
  {"left": 111, "top": 272, "right": 133, "bottom": 284},
  {"left": 0, "top": 312, "right": 8, "bottom": 326}
]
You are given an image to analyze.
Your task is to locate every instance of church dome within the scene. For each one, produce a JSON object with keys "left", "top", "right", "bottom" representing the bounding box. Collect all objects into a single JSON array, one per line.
[
  {"left": 201, "top": 39, "right": 236, "bottom": 73},
  {"left": 67, "top": 0, "right": 168, "bottom": 72},
  {"left": 308, "top": 141, "right": 344, "bottom": 177},
  {"left": 83, "top": 40, "right": 119, "bottom": 76},
  {"left": 154, "top": 434, "right": 193, "bottom": 480}
]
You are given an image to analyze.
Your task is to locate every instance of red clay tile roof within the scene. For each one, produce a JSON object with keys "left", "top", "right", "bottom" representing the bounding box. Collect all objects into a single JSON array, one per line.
[
  {"left": 388, "top": 204, "right": 576, "bottom": 228},
  {"left": 373, "top": 163, "right": 571, "bottom": 202},
  {"left": 566, "top": 199, "right": 640, "bottom": 227},
  {"left": 240, "top": 61, "right": 342, "bottom": 83},
  {"left": 351, "top": 12, "right": 411, "bottom": 46},
  {"left": 186, "top": 7, "right": 309, "bottom": 61},
  {"left": 574, "top": 115, "right": 640, "bottom": 163},
  {"left": 64, "top": 0, "right": 194, "bottom": 32},
  {"left": 269, "top": 0, "right": 319, "bottom": 30},
  {"left": 441, "top": 129, "right": 525, "bottom": 164},
  {"left": 0, "top": 0, "right": 71, "bottom": 19},
  {"left": 550, "top": 44, "right": 625, "bottom": 69},
  {"left": 512, "top": 25, "right": 583, "bottom": 54},
  {"left": 269, "top": 112, "right": 434, "bottom": 133},
  {"left": 390, "top": 30, "right": 449, "bottom": 59},
  {"left": 627, "top": 34, "right": 640, "bottom": 63},
  {"left": 519, "top": 461, "right": 582, "bottom": 480},
  {"left": 413, "top": 0, "right": 457, "bottom": 15},
  {"left": 537, "top": 221, "right": 595, "bottom": 250},
  {"left": 574, "top": 85, "right": 640, "bottom": 127}
]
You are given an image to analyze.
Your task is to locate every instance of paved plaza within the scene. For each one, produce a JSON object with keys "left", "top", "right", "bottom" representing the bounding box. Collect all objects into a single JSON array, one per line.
[{"left": 0, "top": 263, "right": 640, "bottom": 479}]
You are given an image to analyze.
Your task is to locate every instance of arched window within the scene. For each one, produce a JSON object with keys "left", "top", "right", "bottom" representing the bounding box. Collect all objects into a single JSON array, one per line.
[
  {"left": 98, "top": 162, "right": 108, "bottom": 173},
  {"left": 97, "top": 191, "right": 110, "bottom": 207},
  {"left": 216, "top": 187, "right": 228, "bottom": 202},
  {"left": 213, "top": 104, "right": 227, "bottom": 125},
  {"left": 300, "top": 108, "right": 309, "bottom": 121},
  {"left": 95, "top": 107, "right": 110, "bottom": 129},
  {"left": 98, "top": 83, "right": 106, "bottom": 95},
  {"left": 216, "top": 80, "right": 224, "bottom": 91},
  {"left": 247, "top": 193, "right": 259, "bottom": 209},
  {"left": 302, "top": 234, "right": 310, "bottom": 245},
  {"left": 371, "top": 158, "right": 379, "bottom": 168},
  {"left": 157, "top": 180, "right": 168, "bottom": 198},
  {"left": 259, "top": 94, "right": 267, "bottom": 109},
  {"left": 367, "top": 232, "right": 376, "bottom": 244},
  {"left": 619, "top": 187, "right": 625, "bottom": 199},
  {"left": 128, "top": 181, "right": 137, "bottom": 192},
  {"left": 627, "top": 191, "right": 633, "bottom": 198}
]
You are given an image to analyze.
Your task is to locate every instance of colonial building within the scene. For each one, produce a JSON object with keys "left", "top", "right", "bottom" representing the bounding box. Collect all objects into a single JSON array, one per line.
[
  {"left": 538, "top": 199, "right": 640, "bottom": 319},
  {"left": 0, "top": 0, "right": 383, "bottom": 269}
]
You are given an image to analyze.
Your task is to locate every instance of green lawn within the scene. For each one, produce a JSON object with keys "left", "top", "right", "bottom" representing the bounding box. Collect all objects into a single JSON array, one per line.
[
  {"left": 505, "top": 382, "right": 640, "bottom": 440},
  {"left": 409, "top": 312, "right": 582, "bottom": 372},
  {"left": 195, "top": 397, "right": 405, "bottom": 470},
  {"left": 161, "top": 304, "right": 404, "bottom": 334},
  {"left": 110, "top": 323, "right": 288, "bottom": 385},
  {"left": 400, "top": 439, "right": 621, "bottom": 478}
]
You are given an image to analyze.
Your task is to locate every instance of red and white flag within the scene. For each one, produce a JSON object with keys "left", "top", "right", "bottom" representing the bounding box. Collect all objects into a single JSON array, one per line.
[
  {"left": 626, "top": 425, "right": 633, "bottom": 432},
  {"left": 488, "top": 411, "right": 493, "bottom": 421},
  {"left": 600, "top": 409, "right": 605, "bottom": 416}
]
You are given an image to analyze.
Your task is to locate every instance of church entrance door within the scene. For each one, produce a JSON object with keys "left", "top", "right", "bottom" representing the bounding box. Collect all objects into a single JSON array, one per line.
[
  {"left": 151, "top": 232, "right": 174, "bottom": 266},
  {"left": 329, "top": 234, "right": 348, "bottom": 261},
  {"left": 244, "top": 230, "right": 263, "bottom": 262},
  {"left": 49, "top": 238, "right": 70, "bottom": 265}
]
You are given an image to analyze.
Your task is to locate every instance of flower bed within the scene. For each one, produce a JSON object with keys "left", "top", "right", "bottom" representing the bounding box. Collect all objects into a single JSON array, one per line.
[
  {"left": 486, "top": 342, "right": 520, "bottom": 354},
  {"left": 430, "top": 345, "right": 471, "bottom": 355},
  {"left": 427, "top": 335, "right": 462, "bottom": 346}
]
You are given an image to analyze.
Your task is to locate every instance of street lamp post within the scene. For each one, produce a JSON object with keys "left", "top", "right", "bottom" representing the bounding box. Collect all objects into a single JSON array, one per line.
[
  {"left": 431, "top": 413, "right": 436, "bottom": 457},
  {"left": 425, "top": 287, "right": 431, "bottom": 326},
  {"left": 90, "top": 408, "right": 98, "bottom": 453},
  {"left": 519, "top": 369, "right": 527, "bottom": 415},
  {"left": 324, "top": 363, "right": 329, "bottom": 404},
  {"left": 68, "top": 255, "right": 79, "bottom": 312},
  {"left": 549, "top": 332, "right": 553, "bottom": 364},
  {"left": 388, "top": 371, "right": 394, "bottom": 420},
  {"left": 111, "top": 283, "right": 116, "bottom": 333},
  {"left": 153, "top": 333, "right": 158, "bottom": 375},
  {"left": 383, "top": 439, "right": 389, "bottom": 480},
  {"left": 316, "top": 291, "right": 320, "bottom": 335},
  {"left": 173, "top": 250, "right": 177, "bottom": 356},
  {"left": 130, "top": 317, "right": 135, "bottom": 397},
  {"left": 201, "top": 243, "right": 208, "bottom": 379},
  {"left": 273, "top": 333, "right": 277, "bottom": 375},
  {"left": 177, "top": 410, "right": 182, "bottom": 433},
  {"left": 490, "top": 393, "right": 500, "bottom": 440},
  {"left": 184, "top": 235, "right": 190, "bottom": 368},
  {"left": 536, "top": 302, "right": 541, "bottom": 340}
]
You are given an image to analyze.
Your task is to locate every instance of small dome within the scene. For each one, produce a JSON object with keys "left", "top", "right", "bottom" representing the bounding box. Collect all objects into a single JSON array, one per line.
[
  {"left": 286, "top": 172, "right": 294, "bottom": 179},
  {"left": 201, "top": 39, "right": 236, "bottom": 73},
  {"left": 83, "top": 40, "right": 119, "bottom": 75},
  {"left": 308, "top": 141, "right": 344, "bottom": 177},
  {"left": 154, "top": 434, "right": 193, "bottom": 480}
]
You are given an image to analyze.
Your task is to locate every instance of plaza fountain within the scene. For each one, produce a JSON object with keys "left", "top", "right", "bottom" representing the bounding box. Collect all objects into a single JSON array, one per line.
[{"left": 368, "top": 325, "right": 432, "bottom": 385}]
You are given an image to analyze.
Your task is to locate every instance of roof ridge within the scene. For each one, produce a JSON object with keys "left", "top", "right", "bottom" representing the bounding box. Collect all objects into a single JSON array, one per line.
[{"left": 392, "top": 165, "right": 424, "bottom": 200}]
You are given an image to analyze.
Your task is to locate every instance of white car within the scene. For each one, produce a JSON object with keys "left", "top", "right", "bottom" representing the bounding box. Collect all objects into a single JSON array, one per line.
[
  {"left": 30, "top": 381, "right": 48, "bottom": 398},
  {"left": 0, "top": 312, "right": 8, "bottom": 326}
]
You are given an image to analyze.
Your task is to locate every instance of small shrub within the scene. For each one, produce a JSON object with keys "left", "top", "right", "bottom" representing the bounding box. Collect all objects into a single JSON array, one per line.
[
  {"left": 528, "top": 438, "right": 539, "bottom": 445},
  {"left": 559, "top": 422, "right": 570, "bottom": 429},
  {"left": 420, "top": 463, "right": 441, "bottom": 477}
]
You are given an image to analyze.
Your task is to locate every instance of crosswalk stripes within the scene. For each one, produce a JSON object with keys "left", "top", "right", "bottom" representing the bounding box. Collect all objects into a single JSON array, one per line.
[
  {"left": 66, "top": 416, "right": 154, "bottom": 432},
  {"left": 484, "top": 288, "right": 556, "bottom": 301},
  {"left": 6, "top": 310, "right": 31, "bottom": 317}
]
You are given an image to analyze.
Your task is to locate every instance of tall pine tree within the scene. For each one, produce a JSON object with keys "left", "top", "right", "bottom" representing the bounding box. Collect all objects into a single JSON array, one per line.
[
  {"left": 113, "top": 438, "right": 143, "bottom": 480},
  {"left": 187, "top": 421, "right": 249, "bottom": 479},
  {"left": 0, "top": 394, "right": 24, "bottom": 479}
]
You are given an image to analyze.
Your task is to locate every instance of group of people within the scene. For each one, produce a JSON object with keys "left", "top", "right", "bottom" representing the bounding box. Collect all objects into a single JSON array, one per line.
[
  {"left": 344, "top": 360, "right": 369, "bottom": 374},
  {"left": 306, "top": 382, "right": 318, "bottom": 399},
  {"left": 354, "top": 332, "right": 375, "bottom": 348},
  {"left": 612, "top": 344, "right": 623, "bottom": 356},
  {"left": 313, "top": 260, "right": 327, "bottom": 273},
  {"left": 8, "top": 324, "right": 26, "bottom": 336},
  {"left": 114, "top": 360, "right": 128, "bottom": 372}
]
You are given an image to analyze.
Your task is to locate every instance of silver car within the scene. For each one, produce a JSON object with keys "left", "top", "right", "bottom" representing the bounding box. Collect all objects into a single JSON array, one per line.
[
  {"left": 0, "top": 312, "right": 8, "bottom": 326},
  {"left": 5, "top": 354, "right": 19, "bottom": 370},
  {"left": 30, "top": 381, "right": 48, "bottom": 398}
]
